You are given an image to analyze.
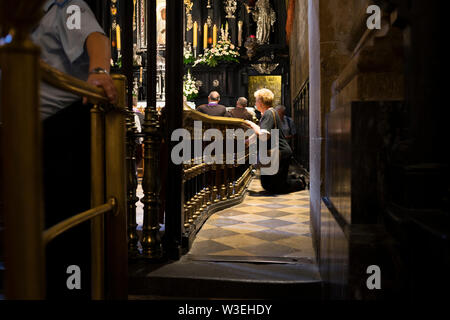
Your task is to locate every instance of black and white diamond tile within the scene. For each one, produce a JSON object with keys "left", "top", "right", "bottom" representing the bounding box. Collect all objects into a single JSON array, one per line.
[{"left": 190, "top": 178, "right": 316, "bottom": 261}]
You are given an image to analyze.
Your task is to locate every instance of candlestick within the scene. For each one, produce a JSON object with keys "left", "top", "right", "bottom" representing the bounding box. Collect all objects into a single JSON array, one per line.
[
  {"left": 203, "top": 23, "right": 208, "bottom": 49},
  {"left": 213, "top": 25, "right": 217, "bottom": 47},
  {"left": 139, "top": 67, "right": 143, "bottom": 84},
  {"left": 116, "top": 25, "right": 121, "bottom": 51},
  {"left": 225, "top": 21, "right": 229, "bottom": 40},
  {"left": 238, "top": 20, "right": 243, "bottom": 47},
  {"left": 193, "top": 21, "right": 198, "bottom": 47}
]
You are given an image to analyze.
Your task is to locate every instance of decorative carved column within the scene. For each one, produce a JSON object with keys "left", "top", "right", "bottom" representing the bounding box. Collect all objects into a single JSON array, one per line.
[
  {"left": 126, "top": 111, "right": 139, "bottom": 257},
  {"left": 141, "top": 108, "right": 163, "bottom": 259}
]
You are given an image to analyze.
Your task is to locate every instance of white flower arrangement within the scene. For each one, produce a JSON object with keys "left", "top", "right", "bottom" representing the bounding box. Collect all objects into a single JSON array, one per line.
[
  {"left": 183, "top": 45, "right": 195, "bottom": 64},
  {"left": 193, "top": 28, "right": 239, "bottom": 67},
  {"left": 183, "top": 70, "right": 199, "bottom": 101}
]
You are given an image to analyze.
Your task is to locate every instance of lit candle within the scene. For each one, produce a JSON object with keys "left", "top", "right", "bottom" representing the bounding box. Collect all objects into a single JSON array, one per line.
[
  {"left": 203, "top": 23, "right": 208, "bottom": 49},
  {"left": 139, "top": 67, "right": 143, "bottom": 84},
  {"left": 213, "top": 24, "right": 217, "bottom": 47},
  {"left": 238, "top": 21, "right": 243, "bottom": 47},
  {"left": 116, "top": 25, "right": 121, "bottom": 51},
  {"left": 193, "top": 21, "right": 198, "bottom": 47}
]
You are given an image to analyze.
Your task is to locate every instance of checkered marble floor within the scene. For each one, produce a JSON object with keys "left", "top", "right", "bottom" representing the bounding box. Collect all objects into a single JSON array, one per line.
[{"left": 189, "top": 178, "right": 315, "bottom": 263}]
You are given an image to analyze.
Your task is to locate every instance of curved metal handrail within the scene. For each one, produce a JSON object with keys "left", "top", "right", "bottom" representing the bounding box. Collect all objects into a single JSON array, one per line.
[{"left": 40, "top": 61, "right": 113, "bottom": 105}]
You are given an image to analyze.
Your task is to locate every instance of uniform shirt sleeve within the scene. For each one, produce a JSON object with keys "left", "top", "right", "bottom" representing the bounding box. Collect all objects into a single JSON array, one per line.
[{"left": 57, "top": 0, "right": 105, "bottom": 64}]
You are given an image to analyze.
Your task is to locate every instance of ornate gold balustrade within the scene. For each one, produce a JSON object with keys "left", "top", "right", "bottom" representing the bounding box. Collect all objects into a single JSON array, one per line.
[
  {"left": 125, "top": 104, "right": 255, "bottom": 258},
  {"left": 180, "top": 108, "right": 254, "bottom": 247},
  {"left": 0, "top": 9, "right": 128, "bottom": 298},
  {"left": 127, "top": 107, "right": 252, "bottom": 259}
]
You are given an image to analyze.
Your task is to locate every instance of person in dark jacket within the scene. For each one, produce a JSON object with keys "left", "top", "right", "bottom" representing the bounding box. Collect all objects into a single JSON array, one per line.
[
  {"left": 196, "top": 91, "right": 229, "bottom": 117},
  {"left": 229, "top": 97, "right": 254, "bottom": 121}
]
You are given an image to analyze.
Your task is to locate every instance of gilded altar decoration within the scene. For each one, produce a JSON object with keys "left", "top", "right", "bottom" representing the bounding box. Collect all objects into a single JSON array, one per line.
[
  {"left": 206, "top": 15, "right": 213, "bottom": 28},
  {"left": 206, "top": 0, "right": 212, "bottom": 9},
  {"left": 224, "top": 0, "right": 237, "bottom": 19},
  {"left": 252, "top": 0, "right": 276, "bottom": 44},
  {"left": 157, "top": 1, "right": 166, "bottom": 46},
  {"left": 137, "top": 0, "right": 146, "bottom": 50},
  {"left": 238, "top": 20, "right": 243, "bottom": 47},
  {"left": 184, "top": 0, "right": 194, "bottom": 31},
  {"left": 133, "top": 44, "right": 142, "bottom": 66},
  {"left": 133, "top": 0, "right": 137, "bottom": 31},
  {"left": 251, "top": 56, "right": 279, "bottom": 74},
  {"left": 244, "top": 35, "right": 258, "bottom": 59},
  {"left": 248, "top": 75, "right": 282, "bottom": 108}
]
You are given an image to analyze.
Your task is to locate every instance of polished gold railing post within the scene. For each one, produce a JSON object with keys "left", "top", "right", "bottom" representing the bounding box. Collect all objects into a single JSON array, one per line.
[
  {"left": 0, "top": 6, "right": 46, "bottom": 298},
  {"left": 183, "top": 165, "right": 191, "bottom": 229},
  {"left": 90, "top": 104, "right": 105, "bottom": 300},
  {"left": 212, "top": 165, "right": 220, "bottom": 203},
  {"left": 104, "top": 75, "right": 128, "bottom": 299},
  {"left": 126, "top": 111, "right": 139, "bottom": 258},
  {"left": 205, "top": 165, "right": 212, "bottom": 206},
  {"left": 141, "top": 106, "right": 163, "bottom": 259}
]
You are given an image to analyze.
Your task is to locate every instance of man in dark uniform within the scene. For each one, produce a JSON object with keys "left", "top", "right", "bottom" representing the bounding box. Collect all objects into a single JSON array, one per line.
[
  {"left": 196, "top": 91, "right": 229, "bottom": 117},
  {"left": 229, "top": 97, "right": 254, "bottom": 121}
]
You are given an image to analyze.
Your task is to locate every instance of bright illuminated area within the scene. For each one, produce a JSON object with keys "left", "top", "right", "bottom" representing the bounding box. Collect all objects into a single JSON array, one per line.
[{"left": 0, "top": 0, "right": 447, "bottom": 312}]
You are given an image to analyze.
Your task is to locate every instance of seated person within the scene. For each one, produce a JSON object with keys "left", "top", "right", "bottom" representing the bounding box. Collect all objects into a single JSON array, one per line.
[
  {"left": 245, "top": 88, "right": 305, "bottom": 194},
  {"left": 196, "top": 91, "right": 229, "bottom": 117},
  {"left": 32, "top": 0, "right": 117, "bottom": 299},
  {"left": 229, "top": 97, "right": 254, "bottom": 121}
]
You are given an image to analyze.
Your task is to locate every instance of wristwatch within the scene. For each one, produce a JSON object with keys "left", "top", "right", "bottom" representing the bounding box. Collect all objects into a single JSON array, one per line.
[{"left": 89, "top": 67, "right": 110, "bottom": 75}]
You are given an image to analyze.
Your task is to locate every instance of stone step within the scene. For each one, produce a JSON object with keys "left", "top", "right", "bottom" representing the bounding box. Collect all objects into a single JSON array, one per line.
[
  {"left": 129, "top": 256, "right": 322, "bottom": 299},
  {"left": 0, "top": 261, "right": 4, "bottom": 298}
]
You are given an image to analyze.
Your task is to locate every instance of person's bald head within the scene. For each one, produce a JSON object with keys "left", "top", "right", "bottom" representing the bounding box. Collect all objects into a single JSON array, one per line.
[
  {"left": 208, "top": 91, "right": 220, "bottom": 102},
  {"left": 236, "top": 97, "right": 248, "bottom": 108}
]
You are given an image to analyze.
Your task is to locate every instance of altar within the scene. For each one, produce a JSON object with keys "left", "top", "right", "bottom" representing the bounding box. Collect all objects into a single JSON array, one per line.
[{"left": 126, "top": 0, "right": 291, "bottom": 111}]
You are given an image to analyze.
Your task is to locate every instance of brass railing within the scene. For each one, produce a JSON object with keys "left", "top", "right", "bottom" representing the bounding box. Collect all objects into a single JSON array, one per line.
[
  {"left": 125, "top": 104, "right": 255, "bottom": 259},
  {"left": 180, "top": 108, "right": 254, "bottom": 248},
  {"left": 0, "top": 20, "right": 127, "bottom": 299}
]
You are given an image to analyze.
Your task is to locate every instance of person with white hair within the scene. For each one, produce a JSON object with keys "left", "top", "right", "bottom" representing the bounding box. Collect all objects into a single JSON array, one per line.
[{"left": 245, "top": 88, "right": 305, "bottom": 194}]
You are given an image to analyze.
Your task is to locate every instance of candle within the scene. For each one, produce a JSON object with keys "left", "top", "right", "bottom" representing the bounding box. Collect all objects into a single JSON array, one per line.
[
  {"left": 193, "top": 21, "right": 198, "bottom": 47},
  {"left": 213, "top": 24, "right": 217, "bottom": 47},
  {"left": 116, "top": 25, "right": 121, "bottom": 51},
  {"left": 139, "top": 67, "right": 143, "bottom": 83},
  {"left": 203, "top": 23, "right": 208, "bottom": 49},
  {"left": 238, "top": 21, "right": 243, "bottom": 47}
]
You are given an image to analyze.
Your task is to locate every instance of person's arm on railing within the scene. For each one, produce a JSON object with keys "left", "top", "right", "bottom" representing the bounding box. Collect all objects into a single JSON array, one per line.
[{"left": 83, "top": 32, "right": 117, "bottom": 105}]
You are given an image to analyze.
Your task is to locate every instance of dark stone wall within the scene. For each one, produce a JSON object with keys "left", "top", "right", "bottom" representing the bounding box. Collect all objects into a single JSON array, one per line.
[{"left": 318, "top": 0, "right": 450, "bottom": 299}]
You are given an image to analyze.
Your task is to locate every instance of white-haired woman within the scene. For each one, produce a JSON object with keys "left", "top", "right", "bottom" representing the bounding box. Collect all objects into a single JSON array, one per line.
[{"left": 246, "top": 88, "right": 305, "bottom": 193}]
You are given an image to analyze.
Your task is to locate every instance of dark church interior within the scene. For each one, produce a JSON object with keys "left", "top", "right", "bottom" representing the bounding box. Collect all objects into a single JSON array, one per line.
[{"left": 0, "top": 0, "right": 448, "bottom": 308}]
